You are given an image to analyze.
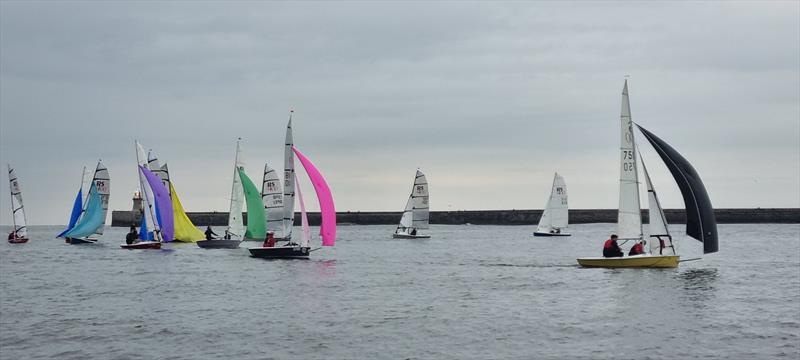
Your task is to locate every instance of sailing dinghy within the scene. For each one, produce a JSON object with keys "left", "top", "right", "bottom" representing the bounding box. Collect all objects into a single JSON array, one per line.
[
  {"left": 393, "top": 169, "right": 430, "bottom": 239},
  {"left": 121, "top": 142, "right": 167, "bottom": 249},
  {"left": 62, "top": 161, "right": 111, "bottom": 244},
  {"left": 577, "top": 80, "right": 718, "bottom": 268},
  {"left": 533, "top": 172, "right": 571, "bottom": 237},
  {"left": 6, "top": 165, "right": 28, "bottom": 244},
  {"left": 249, "top": 145, "right": 336, "bottom": 258}
]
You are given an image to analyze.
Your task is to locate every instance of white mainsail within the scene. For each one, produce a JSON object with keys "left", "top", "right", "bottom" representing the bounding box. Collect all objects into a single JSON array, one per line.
[
  {"left": 283, "top": 115, "right": 296, "bottom": 239},
  {"left": 617, "top": 80, "right": 643, "bottom": 241},
  {"left": 411, "top": 170, "right": 430, "bottom": 230},
  {"left": 7, "top": 165, "right": 27, "bottom": 239},
  {"left": 536, "top": 172, "right": 568, "bottom": 233},
  {"left": 136, "top": 141, "right": 160, "bottom": 240},
  {"left": 262, "top": 163, "right": 284, "bottom": 237},
  {"left": 90, "top": 161, "right": 111, "bottom": 237},
  {"left": 228, "top": 139, "right": 245, "bottom": 238}
]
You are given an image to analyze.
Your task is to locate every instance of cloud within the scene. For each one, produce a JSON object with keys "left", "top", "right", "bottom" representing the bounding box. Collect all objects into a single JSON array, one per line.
[{"left": 1, "top": 1, "right": 798, "bottom": 224}]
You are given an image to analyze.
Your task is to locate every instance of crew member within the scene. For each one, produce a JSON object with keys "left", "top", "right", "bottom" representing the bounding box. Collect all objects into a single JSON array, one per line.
[
  {"left": 603, "top": 234, "right": 624, "bottom": 258},
  {"left": 263, "top": 231, "right": 276, "bottom": 247},
  {"left": 205, "top": 226, "right": 218, "bottom": 240},
  {"left": 629, "top": 240, "right": 645, "bottom": 256}
]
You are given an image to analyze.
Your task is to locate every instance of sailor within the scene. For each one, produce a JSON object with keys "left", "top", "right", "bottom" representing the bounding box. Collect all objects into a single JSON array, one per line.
[
  {"left": 7, "top": 231, "right": 14, "bottom": 241},
  {"left": 410, "top": 228, "right": 417, "bottom": 236},
  {"left": 603, "top": 234, "right": 624, "bottom": 258},
  {"left": 629, "top": 240, "right": 645, "bottom": 256},
  {"left": 205, "top": 226, "right": 218, "bottom": 240},
  {"left": 125, "top": 225, "right": 138, "bottom": 245},
  {"left": 263, "top": 231, "right": 276, "bottom": 248},
  {"left": 658, "top": 238, "right": 666, "bottom": 255},
  {"left": 223, "top": 229, "right": 231, "bottom": 240}
]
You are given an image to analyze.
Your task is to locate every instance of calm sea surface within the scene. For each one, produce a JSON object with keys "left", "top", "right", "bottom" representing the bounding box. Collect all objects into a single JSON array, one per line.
[{"left": 1, "top": 223, "right": 798, "bottom": 359}]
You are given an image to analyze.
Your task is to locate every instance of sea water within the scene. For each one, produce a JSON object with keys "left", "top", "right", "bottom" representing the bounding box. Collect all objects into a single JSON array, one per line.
[{"left": 1, "top": 223, "right": 798, "bottom": 359}]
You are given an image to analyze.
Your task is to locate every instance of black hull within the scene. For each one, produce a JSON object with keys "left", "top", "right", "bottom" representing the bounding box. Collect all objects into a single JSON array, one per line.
[
  {"left": 197, "top": 239, "right": 242, "bottom": 249},
  {"left": 68, "top": 238, "right": 98, "bottom": 244},
  {"left": 249, "top": 246, "right": 310, "bottom": 259},
  {"left": 533, "top": 232, "right": 571, "bottom": 237},
  {"left": 8, "top": 238, "right": 28, "bottom": 244}
]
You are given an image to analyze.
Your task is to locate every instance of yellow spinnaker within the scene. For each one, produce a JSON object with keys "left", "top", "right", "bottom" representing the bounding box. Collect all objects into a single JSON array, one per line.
[{"left": 170, "top": 183, "right": 205, "bottom": 242}]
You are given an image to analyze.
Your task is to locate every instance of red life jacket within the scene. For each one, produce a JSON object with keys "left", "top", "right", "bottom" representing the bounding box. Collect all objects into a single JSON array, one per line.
[
  {"left": 604, "top": 239, "right": 614, "bottom": 249},
  {"left": 631, "top": 243, "right": 644, "bottom": 254}
]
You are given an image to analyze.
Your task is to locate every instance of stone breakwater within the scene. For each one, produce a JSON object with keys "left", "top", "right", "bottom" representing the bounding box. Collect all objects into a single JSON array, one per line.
[{"left": 111, "top": 208, "right": 799, "bottom": 227}]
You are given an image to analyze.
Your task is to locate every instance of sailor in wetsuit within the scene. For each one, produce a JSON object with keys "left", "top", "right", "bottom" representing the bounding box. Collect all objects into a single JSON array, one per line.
[{"left": 205, "top": 226, "right": 218, "bottom": 240}]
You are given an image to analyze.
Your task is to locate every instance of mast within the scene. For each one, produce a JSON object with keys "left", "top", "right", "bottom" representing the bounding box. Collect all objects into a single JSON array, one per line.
[
  {"left": 617, "top": 80, "right": 644, "bottom": 241},
  {"left": 283, "top": 111, "right": 296, "bottom": 239}
]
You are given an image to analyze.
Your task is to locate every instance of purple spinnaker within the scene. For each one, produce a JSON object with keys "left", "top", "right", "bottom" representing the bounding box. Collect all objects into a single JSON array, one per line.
[
  {"left": 140, "top": 165, "right": 174, "bottom": 242},
  {"left": 292, "top": 146, "right": 335, "bottom": 246}
]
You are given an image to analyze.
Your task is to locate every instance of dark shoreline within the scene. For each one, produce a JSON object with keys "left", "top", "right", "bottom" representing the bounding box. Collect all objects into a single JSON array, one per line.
[{"left": 111, "top": 208, "right": 800, "bottom": 227}]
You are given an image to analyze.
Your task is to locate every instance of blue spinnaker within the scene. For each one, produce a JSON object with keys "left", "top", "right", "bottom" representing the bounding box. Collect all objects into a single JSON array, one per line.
[
  {"left": 57, "top": 188, "right": 83, "bottom": 238},
  {"left": 63, "top": 184, "right": 103, "bottom": 239}
]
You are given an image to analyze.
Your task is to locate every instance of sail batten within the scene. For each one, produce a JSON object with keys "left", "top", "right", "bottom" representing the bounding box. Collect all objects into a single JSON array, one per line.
[{"left": 636, "top": 124, "right": 718, "bottom": 253}]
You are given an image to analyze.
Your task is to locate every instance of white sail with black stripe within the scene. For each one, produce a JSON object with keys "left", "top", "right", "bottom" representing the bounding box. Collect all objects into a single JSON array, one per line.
[
  {"left": 7, "top": 165, "right": 27, "bottom": 240},
  {"left": 394, "top": 169, "right": 430, "bottom": 238}
]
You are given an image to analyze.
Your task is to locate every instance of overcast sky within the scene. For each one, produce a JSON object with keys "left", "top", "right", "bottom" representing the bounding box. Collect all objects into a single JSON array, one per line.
[{"left": 1, "top": 1, "right": 798, "bottom": 225}]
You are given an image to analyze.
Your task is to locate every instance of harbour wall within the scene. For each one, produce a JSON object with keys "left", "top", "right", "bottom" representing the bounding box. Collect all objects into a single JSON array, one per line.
[{"left": 111, "top": 208, "right": 799, "bottom": 227}]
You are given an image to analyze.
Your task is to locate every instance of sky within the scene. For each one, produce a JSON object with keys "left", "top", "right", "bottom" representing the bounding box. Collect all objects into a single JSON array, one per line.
[{"left": 1, "top": 1, "right": 798, "bottom": 225}]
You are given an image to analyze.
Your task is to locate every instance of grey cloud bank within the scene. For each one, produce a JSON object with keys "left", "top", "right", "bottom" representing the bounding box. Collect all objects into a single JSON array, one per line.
[{"left": 1, "top": 1, "right": 798, "bottom": 225}]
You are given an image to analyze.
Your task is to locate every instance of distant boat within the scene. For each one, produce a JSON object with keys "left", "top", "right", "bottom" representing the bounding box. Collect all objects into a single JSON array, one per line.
[
  {"left": 146, "top": 151, "right": 205, "bottom": 242},
  {"left": 121, "top": 141, "right": 167, "bottom": 249},
  {"left": 249, "top": 144, "right": 336, "bottom": 258},
  {"left": 392, "top": 170, "right": 430, "bottom": 239},
  {"left": 6, "top": 165, "right": 28, "bottom": 244},
  {"left": 62, "top": 161, "right": 111, "bottom": 244},
  {"left": 533, "top": 172, "right": 570, "bottom": 237},
  {"left": 577, "top": 81, "right": 718, "bottom": 268}
]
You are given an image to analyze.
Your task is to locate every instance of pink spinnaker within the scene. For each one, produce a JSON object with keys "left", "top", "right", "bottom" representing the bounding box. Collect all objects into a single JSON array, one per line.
[{"left": 292, "top": 146, "right": 336, "bottom": 246}]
